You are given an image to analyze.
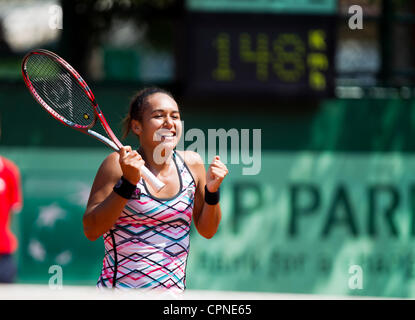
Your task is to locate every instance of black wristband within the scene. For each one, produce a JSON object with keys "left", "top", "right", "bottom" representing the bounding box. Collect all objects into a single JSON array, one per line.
[
  {"left": 205, "top": 185, "right": 220, "bottom": 205},
  {"left": 113, "top": 176, "right": 137, "bottom": 199}
]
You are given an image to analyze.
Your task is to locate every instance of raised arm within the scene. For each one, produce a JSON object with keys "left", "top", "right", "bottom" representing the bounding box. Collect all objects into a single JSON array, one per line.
[
  {"left": 83, "top": 146, "right": 144, "bottom": 241},
  {"left": 184, "top": 151, "right": 228, "bottom": 239}
]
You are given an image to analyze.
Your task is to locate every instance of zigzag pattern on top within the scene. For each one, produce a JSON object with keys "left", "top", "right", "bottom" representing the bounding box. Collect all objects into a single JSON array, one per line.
[{"left": 97, "top": 151, "right": 196, "bottom": 292}]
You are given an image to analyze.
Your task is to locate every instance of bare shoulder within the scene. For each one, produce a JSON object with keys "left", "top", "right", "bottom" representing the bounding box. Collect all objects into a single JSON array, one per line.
[
  {"left": 176, "top": 150, "right": 204, "bottom": 167},
  {"left": 87, "top": 151, "right": 122, "bottom": 204},
  {"left": 96, "top": 151, "right": 122, "bottom": 181},
  {"left": 176, "top": 150, "right": 205, "bottom": 185},
  {"left": 103, "top": 151, "right": 120, "bottom": 165}
]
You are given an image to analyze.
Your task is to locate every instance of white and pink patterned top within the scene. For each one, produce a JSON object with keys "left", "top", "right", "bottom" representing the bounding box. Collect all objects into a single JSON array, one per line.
[{"left": 97, "top": 151, "right": 196, "bottom": 292}]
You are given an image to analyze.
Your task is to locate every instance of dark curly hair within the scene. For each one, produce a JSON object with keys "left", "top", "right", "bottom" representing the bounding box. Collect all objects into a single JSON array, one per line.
[{"left": 122, "top": 87, "right": 174, "bottom": 139}]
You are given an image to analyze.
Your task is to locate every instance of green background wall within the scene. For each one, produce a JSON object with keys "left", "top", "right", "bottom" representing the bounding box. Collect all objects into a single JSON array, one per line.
[
  {"left": 2, "top": 81, "right": 415, "bottom": 152},
  {"left": 2, "top": 82, "right": 415, "bottom": 297}
]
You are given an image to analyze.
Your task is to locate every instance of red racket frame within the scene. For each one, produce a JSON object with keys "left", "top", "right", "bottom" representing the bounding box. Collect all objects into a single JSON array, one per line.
[
  {"left": 21, "top": 49, "right": 165, "bottom": 192},
  {"left": 21, "top": 49, "right": 123, "bottom": 150}
]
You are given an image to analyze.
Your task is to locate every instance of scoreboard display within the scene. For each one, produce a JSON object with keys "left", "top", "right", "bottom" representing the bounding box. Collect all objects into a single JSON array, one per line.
[{"left": 183, "top": 13, "right": 336, "bottom": 98}]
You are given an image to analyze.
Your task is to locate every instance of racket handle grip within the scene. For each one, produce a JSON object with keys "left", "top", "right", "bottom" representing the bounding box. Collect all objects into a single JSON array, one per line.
[
  {"left": 140, "top": 166, "right": 165, "bottom": 192},
  {"left": 106, "top": 139, "right": 165, "bottom": 192}
]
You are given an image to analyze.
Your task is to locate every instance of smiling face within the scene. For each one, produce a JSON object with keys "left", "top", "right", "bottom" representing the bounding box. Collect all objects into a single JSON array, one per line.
[{"left": 131, "top": 92, "right": 182, "bottom": 151}]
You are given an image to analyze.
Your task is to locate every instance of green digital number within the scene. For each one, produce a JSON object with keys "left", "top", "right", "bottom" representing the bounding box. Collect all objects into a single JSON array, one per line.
[
  {"left": 212, "top": 30, "right": 329, "bottom": 90},
  {"left": 239, "top": 33, "right": 270, "bottom": 81},
  {"left": 272, "top": 33, "right": 305, "bottom": 83},
  {"left": 212, "top": 33, "right": 234, "bottom": 81},
  {"left": 308, "top": 30, "right": 328, "bottom": 91}
]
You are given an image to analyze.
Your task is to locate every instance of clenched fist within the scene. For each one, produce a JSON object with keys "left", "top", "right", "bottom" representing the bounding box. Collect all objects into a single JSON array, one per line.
[
  {"left": 206, "top": 156, "right": 228, "bottom": 193},
  {"left": 119, "top": 146, "right": 145, "bottom": 185}
]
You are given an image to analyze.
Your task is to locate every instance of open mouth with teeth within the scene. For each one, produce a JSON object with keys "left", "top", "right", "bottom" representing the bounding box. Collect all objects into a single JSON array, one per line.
[{"left": 156, "top": 130, "right": 176, "bottom": 142}]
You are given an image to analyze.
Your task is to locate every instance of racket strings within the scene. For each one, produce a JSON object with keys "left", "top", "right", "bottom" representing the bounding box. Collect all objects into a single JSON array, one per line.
[{"left": 25, "top": 54, "right": 95, "bottom": 127}]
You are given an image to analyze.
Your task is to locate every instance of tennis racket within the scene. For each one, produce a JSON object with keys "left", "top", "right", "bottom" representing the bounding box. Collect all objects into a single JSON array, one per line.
[{"left": 21, "top": 49, "right": 165, "bottom": 192}]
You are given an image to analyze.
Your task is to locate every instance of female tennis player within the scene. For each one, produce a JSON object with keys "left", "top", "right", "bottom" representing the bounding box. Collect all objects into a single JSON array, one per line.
[{"left": 83, "top": 87, "right": 228, "bottom": 292}]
